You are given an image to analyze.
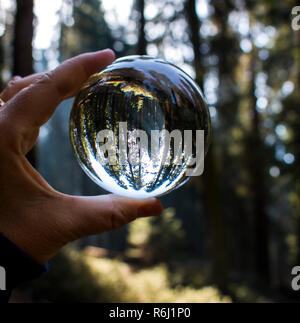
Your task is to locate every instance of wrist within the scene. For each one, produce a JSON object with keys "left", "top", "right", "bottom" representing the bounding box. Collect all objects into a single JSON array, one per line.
[{"left": 0, "top": 233, "right": 48, "bottom": 292}]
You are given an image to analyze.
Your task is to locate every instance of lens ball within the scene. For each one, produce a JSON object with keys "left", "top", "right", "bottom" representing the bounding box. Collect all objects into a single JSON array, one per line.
[{"left": 70, "top": 55, "right": 211, "bottom": 198}]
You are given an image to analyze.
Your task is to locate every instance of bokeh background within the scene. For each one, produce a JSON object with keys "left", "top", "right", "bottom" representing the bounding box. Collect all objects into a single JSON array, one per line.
[{"left": 1, "top": 0, "right": 299, "bottom": 303}]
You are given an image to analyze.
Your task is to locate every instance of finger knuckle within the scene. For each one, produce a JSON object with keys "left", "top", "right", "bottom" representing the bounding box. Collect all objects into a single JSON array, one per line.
[
  {"left": 7, "top": 79, "right": 18, "bottom": 89},
  {"left": 1, "top": 80, "right": 18, "bottom": 100},
  {"left": 34, "top": 71, "right": 68, "bottom": 98},
  {"left": 34, "top": 72, "right": 54, "bottom": 87}
]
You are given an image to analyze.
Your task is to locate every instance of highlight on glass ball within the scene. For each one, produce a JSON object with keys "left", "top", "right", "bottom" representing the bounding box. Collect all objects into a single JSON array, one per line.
[{"left": 69, "top": 55, "right": 211, "bottom": 198}]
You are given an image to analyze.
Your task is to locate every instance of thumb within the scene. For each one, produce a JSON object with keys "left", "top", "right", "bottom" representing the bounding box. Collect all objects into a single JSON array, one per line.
[{"left": 65, "top": 194, "right": 163, "bottom": 239}]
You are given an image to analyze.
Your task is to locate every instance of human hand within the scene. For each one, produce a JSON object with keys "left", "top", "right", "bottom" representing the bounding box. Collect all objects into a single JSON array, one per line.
[{"left": 0, "top": 50, "right": 163, "bottom": 264}]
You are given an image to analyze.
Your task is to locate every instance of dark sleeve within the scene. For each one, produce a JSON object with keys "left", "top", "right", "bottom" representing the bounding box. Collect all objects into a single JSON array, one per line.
[{"left": 0, "top": 234, "right": 48, "bottom": 303}]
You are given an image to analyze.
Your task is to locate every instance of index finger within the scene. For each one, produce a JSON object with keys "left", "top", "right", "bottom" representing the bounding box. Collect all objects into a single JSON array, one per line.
[{"left": 5, "top": 49, "right": 115, "bottom": 129}]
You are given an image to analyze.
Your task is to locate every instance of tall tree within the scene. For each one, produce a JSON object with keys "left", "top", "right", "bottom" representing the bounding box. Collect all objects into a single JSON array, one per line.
[
  {"left": 13, "top": 0, "right": 35, "bottom": 166},
  {"left": 281, "top": 16, "right": 300, "bottom": 268},
  {"left": 293, "top": 26, "right": 300, "bottom": 267},
  {"left": 0, "top": 36, "right": 4, "bottom": 90},
  {"left": 247, "top": 48, "right": 270, "bottom": 282},
  {"left": 13, "top": 0, "right": 34, "bottom": 76},
  {"left": 136, "top": 0, "right": 146, "bottom": 55},
  {"left": 242, "top": 0, "right": 300, "bottom": 288},
  {"left": 185, "top": 0, "right": 229, "bottom": 291},
  {"left": 209, "top": 0, "right": 248, "bottom": 278}
]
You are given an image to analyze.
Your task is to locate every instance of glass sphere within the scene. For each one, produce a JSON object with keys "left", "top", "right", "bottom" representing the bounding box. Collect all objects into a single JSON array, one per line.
[{"left": 69, "top": 55, "right": 211, "bottom": 198}]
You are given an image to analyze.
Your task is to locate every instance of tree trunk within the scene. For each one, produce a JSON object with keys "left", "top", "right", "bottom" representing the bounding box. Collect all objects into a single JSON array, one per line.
[
  {"left": 0, "top": 36, "right": 4, "bottom": 90},
  {"left": 293, "top": 28, "right": 300, "bottom": 266},
  {"left": 184, "top": 0, "right": 203, "bottom": 87},
  {"left": 13, "top": 0, "right": 34, "bottom": 76},
  {"left": 248, "top": 52, "right": 270, "bottom": 283},
  {"left": 185, "top": 0, "right": 228, "bottom": 291},
  {"left": 136, "top": 0, "right": 146, "bottom": 55},
  {"left": 13, "top": 0, "right": 35, "bottom": 166}
]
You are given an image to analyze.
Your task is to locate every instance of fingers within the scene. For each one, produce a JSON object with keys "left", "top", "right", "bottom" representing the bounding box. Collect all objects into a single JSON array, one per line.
[
  {"left": 64, "top": 194, "right": 163, "bottom": 239},
  {"left": 0, "top": 73, "right": 44, "bottom": 102},
  {"left": 5, "top": 49, "right": 115, "bottom": 130}
]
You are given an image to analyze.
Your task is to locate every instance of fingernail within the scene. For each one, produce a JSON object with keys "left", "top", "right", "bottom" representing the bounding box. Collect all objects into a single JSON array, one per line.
[
  {"left": 138, "top": 198, "right": 163, "bottom": 217},
  {"left": 12, "top": 75, "right": 22, "bottom": 81}
]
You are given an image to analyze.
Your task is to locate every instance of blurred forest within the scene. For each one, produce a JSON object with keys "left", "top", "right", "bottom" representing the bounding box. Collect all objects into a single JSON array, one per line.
[{"left": 0, "top": 0, "right": 300, "bottom": 303}]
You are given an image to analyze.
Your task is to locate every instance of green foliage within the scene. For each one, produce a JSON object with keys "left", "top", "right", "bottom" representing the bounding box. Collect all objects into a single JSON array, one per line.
[
  {"left": 30, "top": 247, "right": 230, "bottom": 303},
  {"left": 229, "top": 284, "right": 270, "bottom": 303},
  {"left": 128, "top": 207, "right": 188, "bottom": 263},
  {"left": 29, "top": 247, "right": 104, "bottom": 302}
]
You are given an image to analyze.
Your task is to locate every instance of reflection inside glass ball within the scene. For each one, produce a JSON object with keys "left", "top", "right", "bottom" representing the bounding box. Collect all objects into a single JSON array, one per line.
[{"left": 69, "top": 55, "right": 211, "bottom": 198}]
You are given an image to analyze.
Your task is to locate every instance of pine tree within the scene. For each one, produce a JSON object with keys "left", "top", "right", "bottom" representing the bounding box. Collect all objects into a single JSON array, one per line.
[
  {"left": 185, "top": 0, "right": 229, "bottom": 291},
  {"left": 13, "top": 0, "right": 35, "bottom": 166}
]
